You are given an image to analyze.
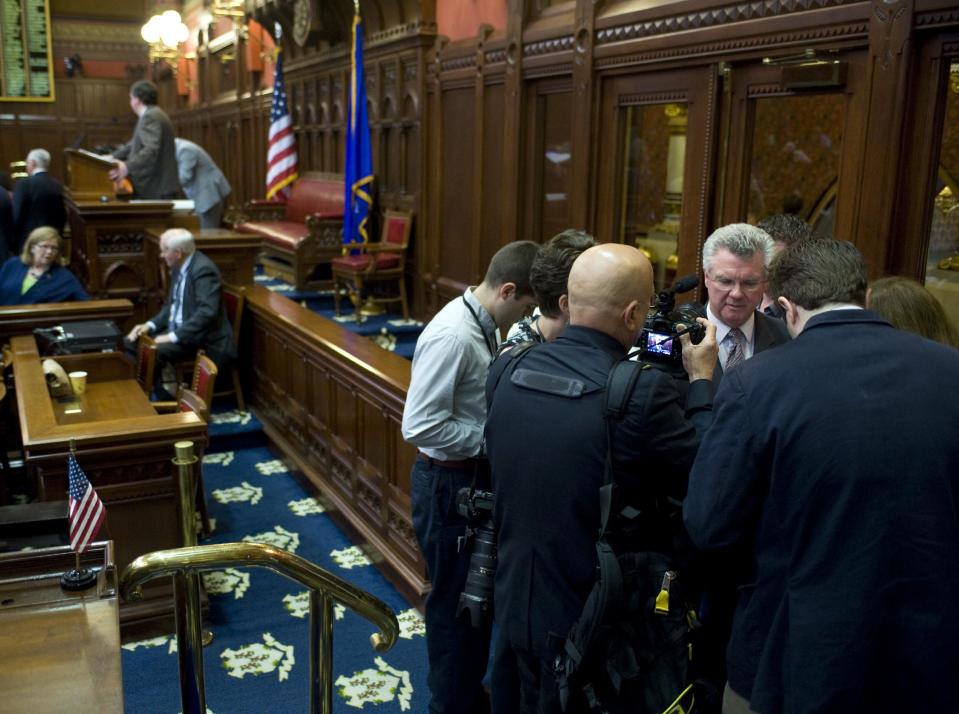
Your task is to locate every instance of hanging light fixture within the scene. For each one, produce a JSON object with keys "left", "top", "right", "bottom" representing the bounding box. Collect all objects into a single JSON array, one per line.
[{"left": 141, "top": 9, "right": 189, "bottom": 69}]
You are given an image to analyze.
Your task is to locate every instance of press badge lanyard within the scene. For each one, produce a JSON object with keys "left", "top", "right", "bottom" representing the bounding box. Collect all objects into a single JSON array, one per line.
[{"left": 462, "top": 296, "right": 497, "bottom": 360}]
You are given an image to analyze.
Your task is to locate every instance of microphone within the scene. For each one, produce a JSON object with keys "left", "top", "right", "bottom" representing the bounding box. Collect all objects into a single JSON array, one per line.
[
  {"left": 668, "top": 274, "right": 699, "bottom": 296},
  {"left": 69, "top": 117, "right": 118, "bottom": 151}
]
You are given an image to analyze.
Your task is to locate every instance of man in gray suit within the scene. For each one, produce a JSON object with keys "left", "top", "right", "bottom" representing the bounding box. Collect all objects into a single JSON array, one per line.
[
  {"left": 109, "top": 80, "right": 180, "bottom": 200},
  {"left": 175, "top": 138, "right": 232, "bottom": 229},
  {"left": 703, "top": 223, "right": 789, "bottom": 390}
]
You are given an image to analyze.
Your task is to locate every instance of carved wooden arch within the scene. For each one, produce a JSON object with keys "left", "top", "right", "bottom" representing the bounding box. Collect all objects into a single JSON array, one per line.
[{"left": 402, "top": 90, "right": 417, "bottom": 121}]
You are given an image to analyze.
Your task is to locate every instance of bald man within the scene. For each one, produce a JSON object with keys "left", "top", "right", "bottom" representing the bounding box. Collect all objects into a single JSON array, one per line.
[{"left": 484, "top": 244, "right": 718, "bottom": 713}]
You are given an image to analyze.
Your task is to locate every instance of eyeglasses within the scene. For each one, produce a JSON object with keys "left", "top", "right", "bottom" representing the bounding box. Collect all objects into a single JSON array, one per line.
[
  {"left": 707, "top": 276, "right": 764, "bottom": 292},
  {"left": 34, "top": 243, "right": 59, "bottom": 252}
]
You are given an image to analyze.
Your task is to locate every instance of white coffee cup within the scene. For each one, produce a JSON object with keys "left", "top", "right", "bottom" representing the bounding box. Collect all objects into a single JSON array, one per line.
[{"left": 68, "top": 371, "right": 88, "bottom": 396}]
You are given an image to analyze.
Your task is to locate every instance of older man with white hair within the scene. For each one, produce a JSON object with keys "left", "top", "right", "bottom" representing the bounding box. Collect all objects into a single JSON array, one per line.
[
  {"left": 12, "top": 148, "right": 66, "bottom": 251},
  {"left": 702, "top": 223, "right": 789, "bottom": 390},
  {"left": 126, "top": 228, "right": 235, "bottom": 388}
]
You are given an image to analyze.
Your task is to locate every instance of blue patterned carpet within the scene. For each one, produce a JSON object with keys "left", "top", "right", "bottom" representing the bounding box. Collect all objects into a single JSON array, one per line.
[
  {"left": 121, "top": 409, "right": 428, "bottom": 713},
  {"left": 252, "top": 270, "right": 423, "bottom": 361}
]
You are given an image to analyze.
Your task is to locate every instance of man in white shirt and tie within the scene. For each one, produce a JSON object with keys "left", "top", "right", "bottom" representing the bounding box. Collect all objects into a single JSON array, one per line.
[
  {"left": 695, "top": 222, "right": 790, "bottom": 692},
  {"left": 702, "top": 223, "right": 789, "bottom": 391}
]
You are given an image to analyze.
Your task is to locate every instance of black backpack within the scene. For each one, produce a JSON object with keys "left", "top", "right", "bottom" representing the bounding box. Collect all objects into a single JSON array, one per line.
[{"left": 553, "top": 360, "right": 702, "bottom": 714}]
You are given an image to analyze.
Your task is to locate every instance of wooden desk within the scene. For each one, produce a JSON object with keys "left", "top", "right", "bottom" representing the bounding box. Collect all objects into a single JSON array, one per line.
[
  {"left": 54, "top": 377, "right": 156, "bottom": 426},
  {"left": 0, "top": 298, "right": 134, "bottom": 343},
  {"left": 146, "top": 227, "right": 262, "bottom": 292},
  {"left": 0, "top": 542, "right": 123, "bottom": 713},
  {"left": 11, "top": 336, "right": 207, "bottom": 629}
]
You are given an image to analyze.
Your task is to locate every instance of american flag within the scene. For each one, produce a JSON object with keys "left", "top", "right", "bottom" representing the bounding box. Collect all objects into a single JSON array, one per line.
[
  {"left": 67, "top": 453, "right": 106, "bottom": 553},
  {"left": 265, "top": 51, "right": 298, "bottom": 200}
]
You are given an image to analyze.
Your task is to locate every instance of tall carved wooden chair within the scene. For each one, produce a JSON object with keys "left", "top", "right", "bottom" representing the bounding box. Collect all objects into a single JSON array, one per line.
[
  {"left": 216, "top": 287, "right": 246, "bottom": 412},
  {"left": 135, "top": 334, "right": 158, "bottom": 395},
  {"left": 331, "top": 209, "right": 413, "bottom": 321}
]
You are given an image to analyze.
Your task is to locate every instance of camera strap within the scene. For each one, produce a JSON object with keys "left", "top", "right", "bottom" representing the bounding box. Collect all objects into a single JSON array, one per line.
[{"left": 599, "top": 360, "right": 648, "bottom": 540}]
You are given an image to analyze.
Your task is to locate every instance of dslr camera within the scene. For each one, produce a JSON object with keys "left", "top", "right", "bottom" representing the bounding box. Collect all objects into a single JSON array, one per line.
[
  {"left": 455, "top": 486, "right": 497, "bottom": 629},
  {"left": 638, "top": 274, "right": 706, "bottom": 373}
]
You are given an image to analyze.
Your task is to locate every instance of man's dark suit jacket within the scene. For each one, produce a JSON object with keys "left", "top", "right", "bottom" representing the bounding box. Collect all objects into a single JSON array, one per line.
[
  {"left": 685, "top": 310, "right": 959, "bottom": 713},
  {"left": 486, "top": 326, "right": 714, "bottom": 663},
  {"left": 150, "top": 250, "right": 236, "bottom": 366},
  {"left": 0, "top": 189, "right": 13, "bottom": 259},
  {"left": 114, "top": 105, "right": 180, "bottom": 199},
  {"left": 712, "top": 309, "right": 789, "bottom": 389},
  {"left": 12, "top": 172, "right": 66, "bottom": 251}
]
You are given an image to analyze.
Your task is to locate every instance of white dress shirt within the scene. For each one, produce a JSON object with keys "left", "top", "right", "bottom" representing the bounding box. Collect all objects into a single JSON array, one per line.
[
  {"left": 707, "top": 304, "right": 756, "bottom": 371},
  {"left": 148, "top": 252, "right": 194, "bottom": 343},
  {"left": 401, "top": 287, "right": 499, "bottom": 460}
]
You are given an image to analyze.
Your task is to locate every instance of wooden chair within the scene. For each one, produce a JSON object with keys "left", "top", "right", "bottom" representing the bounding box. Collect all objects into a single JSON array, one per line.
[
  {"left": 154, "top": 387, "right": 212, "bottom": 534},
  {"left": 331, "top": 209, "right": 413, "bottom": 321},
  {"left": 135, "top": 334, "right": 157, "bottom": 395},
  {"left": 174, "top": 348, "right": 219, "bottom": 404},
  {"left": 216, "top": 287, "right": 246, "bottom": 412},
  {"left": 188, "top": 351, "right": 218, "bottom": 408},
  {"left": 177, "top": 388, "right": 212, "bottom": 534}
]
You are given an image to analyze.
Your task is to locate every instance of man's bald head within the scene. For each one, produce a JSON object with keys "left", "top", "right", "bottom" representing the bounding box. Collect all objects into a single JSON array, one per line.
[{"left": 568, "top": 244, "right": 654, "bottom": 348}]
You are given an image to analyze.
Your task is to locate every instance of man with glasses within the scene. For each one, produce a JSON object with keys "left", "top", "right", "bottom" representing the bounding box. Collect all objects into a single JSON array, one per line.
[
  {"left": 696, "top": 223, "right": 790, "bottom": 695},
  {"left": 702, "top": 224, "right": 789, "bottom": 390}
]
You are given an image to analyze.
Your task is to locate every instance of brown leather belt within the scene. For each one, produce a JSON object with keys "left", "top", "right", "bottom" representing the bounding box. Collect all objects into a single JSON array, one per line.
[{"left": 417, "top": 452, "right": 475, "bottom": 470}]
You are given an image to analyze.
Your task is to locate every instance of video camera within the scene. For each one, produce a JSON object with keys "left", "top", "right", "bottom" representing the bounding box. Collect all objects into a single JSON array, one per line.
[{"left": 637, "top": 274, "right": 706, "bottom": 374}]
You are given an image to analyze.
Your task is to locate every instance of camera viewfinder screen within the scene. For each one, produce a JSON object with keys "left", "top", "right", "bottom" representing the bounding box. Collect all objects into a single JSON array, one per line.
[{"left": 646, "top": 331, "right": 673, "bottom": 356}]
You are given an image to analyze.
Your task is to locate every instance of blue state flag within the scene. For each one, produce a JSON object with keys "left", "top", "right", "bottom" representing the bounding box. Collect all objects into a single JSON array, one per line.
[{"left": 344, "top": 8, "right": 373, "bottom": 249}]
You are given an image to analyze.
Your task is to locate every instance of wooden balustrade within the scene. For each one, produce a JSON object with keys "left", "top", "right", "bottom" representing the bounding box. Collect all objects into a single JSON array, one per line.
[{"left": 243, "top": 285, "right": 425, "bottom": 605}]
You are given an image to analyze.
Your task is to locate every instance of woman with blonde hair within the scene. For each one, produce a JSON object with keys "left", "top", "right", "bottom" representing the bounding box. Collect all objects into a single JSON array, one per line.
[
  {"left": 867, "top": 276, "right": 959, "bottom": 348},
  {"left": 0, "top": 226, "right": 88, "bottom": 305}
]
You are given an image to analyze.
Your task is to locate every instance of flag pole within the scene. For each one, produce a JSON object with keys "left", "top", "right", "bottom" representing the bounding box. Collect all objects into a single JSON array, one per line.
[{"left": 70, "top": 438, "right": 81, "bottom": 575}]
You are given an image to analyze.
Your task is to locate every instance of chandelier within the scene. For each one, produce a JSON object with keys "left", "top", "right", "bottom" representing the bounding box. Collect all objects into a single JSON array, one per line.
[{"left": 141, "top": 10, "right": 189, "bottom": 68}]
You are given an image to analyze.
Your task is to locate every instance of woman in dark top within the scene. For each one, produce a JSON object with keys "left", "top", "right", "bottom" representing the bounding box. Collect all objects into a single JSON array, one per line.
[{"left": 0, "top": 226, "right": 89, "bottom": 305}]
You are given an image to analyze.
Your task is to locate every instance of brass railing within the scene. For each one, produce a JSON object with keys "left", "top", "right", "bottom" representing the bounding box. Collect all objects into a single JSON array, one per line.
[{"left": 119, "top": 443, "right": 399, "bottom": 714}]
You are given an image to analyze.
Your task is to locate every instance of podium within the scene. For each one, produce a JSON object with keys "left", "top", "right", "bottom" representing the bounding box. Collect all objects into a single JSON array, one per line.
[{"left": 64, "top": 148, "right": 125, "bottom": 201}]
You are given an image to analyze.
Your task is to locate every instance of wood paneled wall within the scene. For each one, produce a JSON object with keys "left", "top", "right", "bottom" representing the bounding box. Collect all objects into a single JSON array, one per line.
[
  {"left": 0, "top": 78, "right": 137, "bottom": 180},
  {"left": 422, "top": 0, "right": 959, "bottom": 311}
]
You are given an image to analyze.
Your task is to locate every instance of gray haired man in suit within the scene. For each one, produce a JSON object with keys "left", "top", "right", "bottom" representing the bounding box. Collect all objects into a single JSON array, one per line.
[
  {"left": 125, "top": 228, "right": 236, "bottom": 381},
  {"left": 703, "top": 223, "right": 789, "bottom": 390},
  {"left": 175, "top": 138, "right": 232, "bottom": 229}
]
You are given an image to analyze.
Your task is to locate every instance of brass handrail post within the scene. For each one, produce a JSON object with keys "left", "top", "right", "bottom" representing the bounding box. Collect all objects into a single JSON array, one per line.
[
  {"left": 310, "top": 590, "right": 334, "bottom": 714},
  {"left": 120, "top": 543, "right": 399, "bottom": 714},
  {"left": 172, "top": 441, "right": 205, "bottom": 714}
]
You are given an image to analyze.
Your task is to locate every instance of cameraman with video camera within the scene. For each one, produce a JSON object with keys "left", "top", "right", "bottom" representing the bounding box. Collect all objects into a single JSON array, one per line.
[{"left": 485, "top": 244, "right": 718, "bottom": 713}]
